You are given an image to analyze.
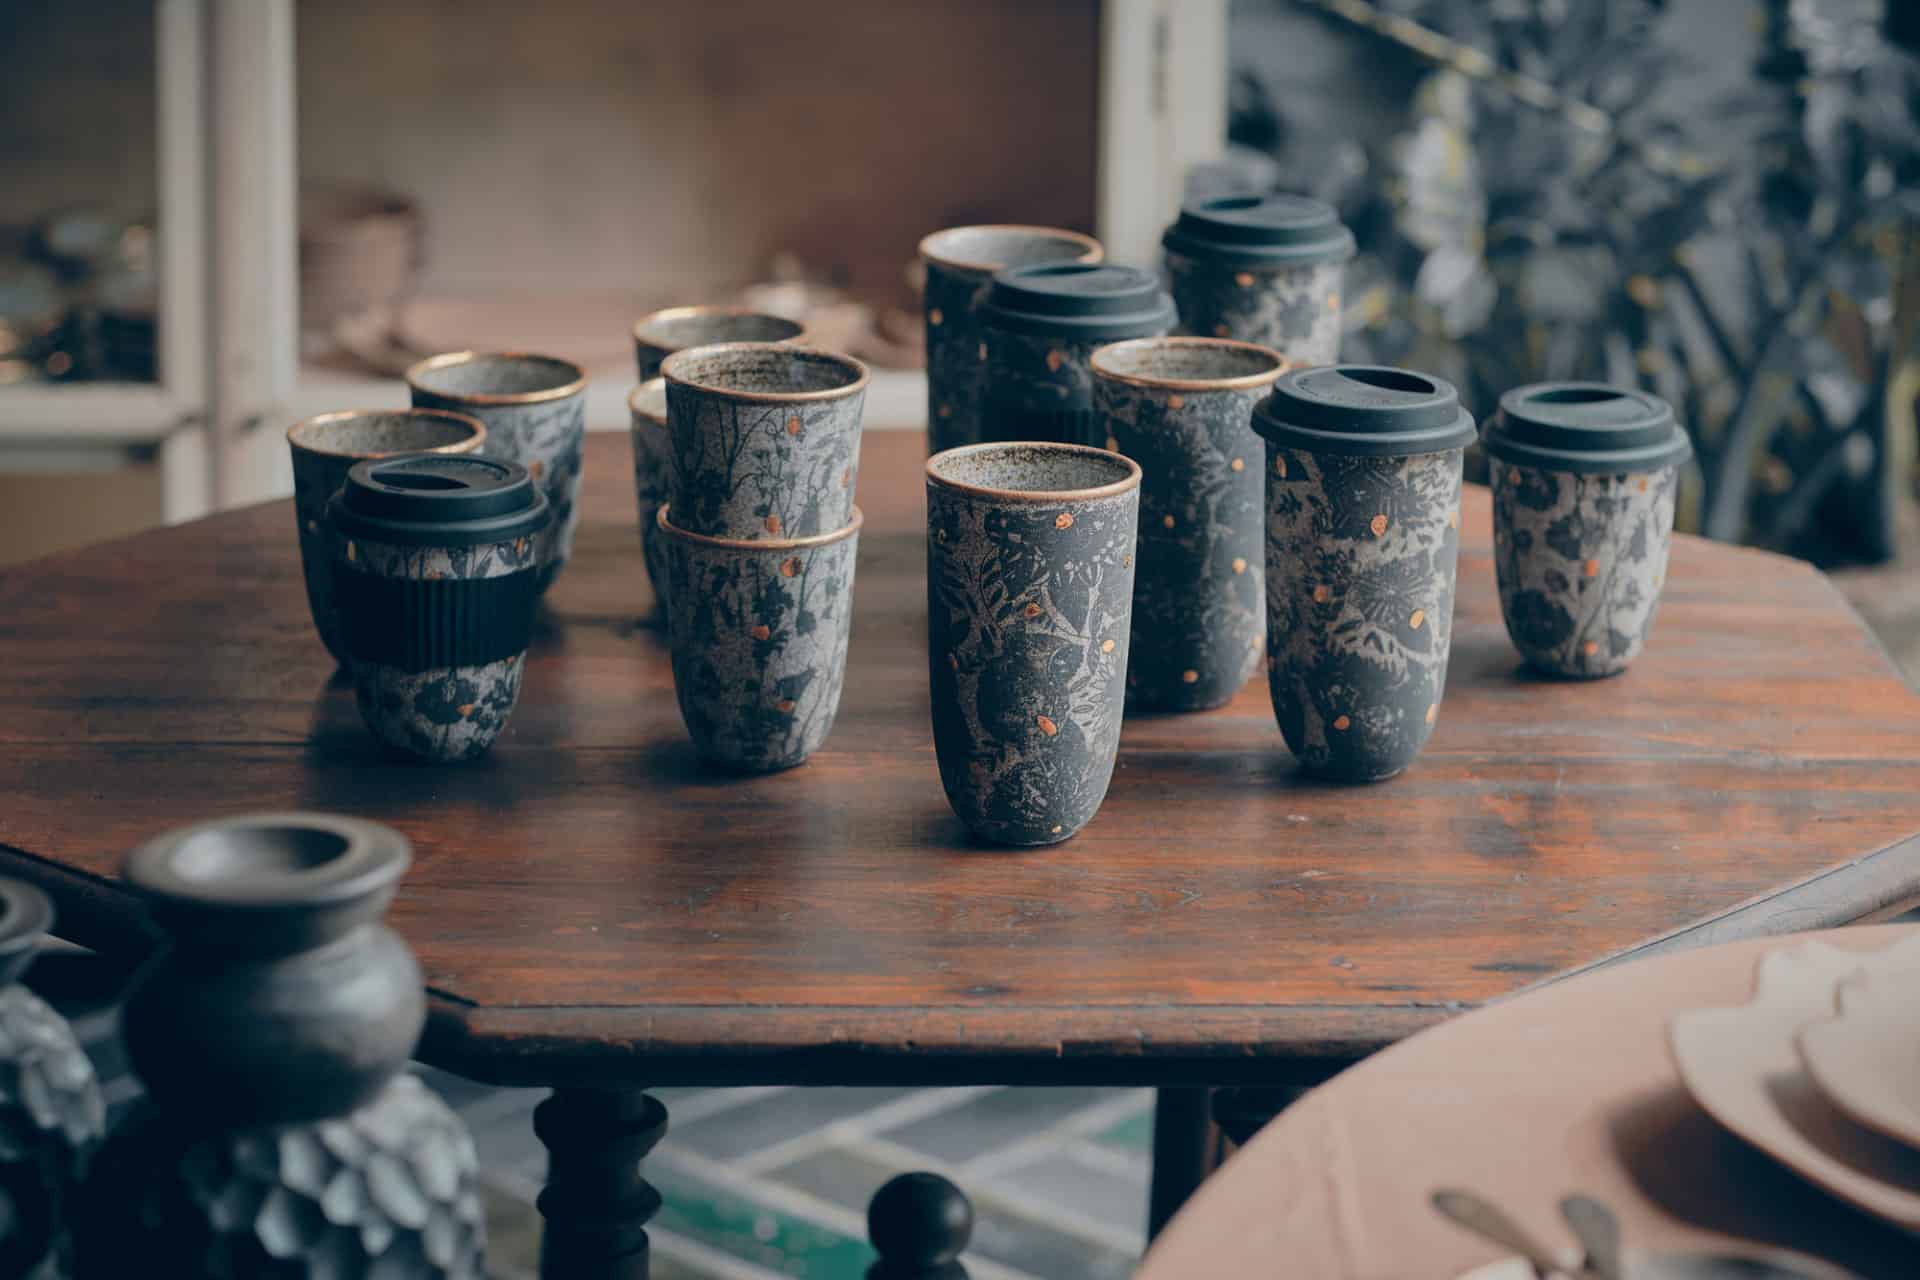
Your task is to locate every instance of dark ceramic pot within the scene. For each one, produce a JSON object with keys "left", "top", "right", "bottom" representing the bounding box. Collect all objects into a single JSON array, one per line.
[
  {"left": 1091, "top": 337, "right": 1288, "bottom": 711},
  {"left": 1162, "top": 194, "right": 1354, "bottom": 366},
  {"left": 658, "top": 505, "right": 861, "bottom": 772},
  {"left": 0, "top": 879, "right": 105, "bottom": 1280},
  {"left": 286, "top": 409, "right": 485, "bottom": 664},
  {"left": 406, "top": 350, "right": 585, "bottom": 592},
  {"left": 79, "top": 814, "right": 483, "bottom": 1278},
  {"left": 1254, "top": 366, "right": 1477, "bottom": 782},
  {"left": 330, "top": 454, "right": 550, "bottom": 762},
  {"left": 629, "top": 378, "right": 670, "bottom": 626},
  {"left": 661, "top": 343, "right": 869, "bottom": 540},
  {"left": 631, "top": 304, "right": 806, "bottom": 383},
  {"left": 1483, "top": 382, "right": 1691, "bottom": 677},
  {"left": 926, "top": 443, "right": 1141, "bottom": 844},
  {"left": 978, "top": 263, "right": 1176, "bottom": 448},
  {"left": 918, "top": 225, "right": 1102, "bottom": 456}
]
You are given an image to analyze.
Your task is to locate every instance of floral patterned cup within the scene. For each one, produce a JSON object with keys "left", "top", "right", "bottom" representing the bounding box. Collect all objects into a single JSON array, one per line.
[
  {"left": 1162, "top": 193, "right": 1355, "bottom": 367},
  {"left": 926, "top": 443, "right": 1142, "bottom": 845},
  {"left": 919, "top": 225, "right": 1102, "bottom": 456},
  {"left": 662, "top": 343, "right": 869, "bottom": 541},
  {"left": 1483, "top": 382, "right": 1691, "bottom": 678},
  {"left": 1253, "top": 366, "right": 1477, "bottom": 783},
  {"left": 329, "top": 454, "right": 550, "bottom": 761},
  {"left": 629, "top": 379, "right": 670, "bottom": 626},
  {"left": 1092, "top": 337, "right": 1289, "bottom": 711},
  {"left": 287, "top": 409, "right": 485, "bottom": 664},
  {"left": 657, "top": 506, "right": 862, "bottom": 773},
  {"left": 406, "top": 350, "right": 586, "bottom": 594},
  {"left": 631, "top": 305, "right": 806, "bottom": 383}
]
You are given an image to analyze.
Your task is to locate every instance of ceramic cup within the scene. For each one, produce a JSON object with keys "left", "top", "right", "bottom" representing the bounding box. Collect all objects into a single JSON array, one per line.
[
  {"left": 978, "top": 263, "right": 1177, "bottom": 449},
  {"left": 926, "top": 442, "right": 1142, "bottom": 845},
  {"left": 632, "top": 305, "right": 806, "bottom": 383},
  {"left": 329, "top": 454, "right": 550, "bottom": 761},
  {"left": 1163, "top": 193, "right": 1355, "bottom": 366},
  {"left": 1483, "top": 381, "right": 1691, "bottom": 678},
  {"left": 657, "top": 505, "right": 862, "bottom": 773},
  {"left": 405, "top": 350, "right": 586, "bottom": 593},
  {"left": 1253, "top": 365, "right": 1477, "bottom": 782},
  {"left": 1091, "top": 337, "right": 1289, "bottom": 711},
  {"left": 661, "top": 343, "right": 870, "bottom": 540},
  {"left": 629, "top": 378, "right": 670, "bottom": 625},
  {"left": 286, "top": 408, "right": 485, "bottom": 664},
  {"left": 918, "top": 225, "right": 1103, "bottom": 456}
]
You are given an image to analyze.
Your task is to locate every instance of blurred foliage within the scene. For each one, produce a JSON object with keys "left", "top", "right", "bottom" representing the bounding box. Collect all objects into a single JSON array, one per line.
[{"left": 1235, "top": 0, "right": 1920, "bottom": 562}]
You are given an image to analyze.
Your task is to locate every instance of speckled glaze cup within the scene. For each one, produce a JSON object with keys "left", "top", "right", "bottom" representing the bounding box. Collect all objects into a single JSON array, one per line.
[
  {"left": 927, "top": 443, "right": 1142, "bottom": 845},
  {"left": 657, "top": 506, "right": 862, "bottom": 773},
  {"left": 329, "top": 454, "right": 550, "bottom": 761},
  {"left": 406, "top": 350, "right": 586, "bottom": 593},
  {"left": 978, "top": 263, "right": 1177, "bottom": 449},
  {"left": 661, "top": 343, "right": 869, "bottom": 540},
  {"left": 287, "top": 409, "right": 485, "bottom": 664},
  {"left": 1483, "top": 382, "right": 1691, "bottom": 678},
  {"left": 1254, "top": 366, "right": 1477, "bottom": 782},
  {"left": 1091, "top": 338, "right": 1289, "bottom": 711},
  {"left": 632, "top": 305, "right": 806, "bottom": 382},
  {"left": 919, "top": 225, "right": 1103, "bottom": 456},
  {"left": 629, "top": 378, "right": 670, "bottom": 626},
  {"left": 1163, "top": 194, "right": 1355, "bottom": 366}
]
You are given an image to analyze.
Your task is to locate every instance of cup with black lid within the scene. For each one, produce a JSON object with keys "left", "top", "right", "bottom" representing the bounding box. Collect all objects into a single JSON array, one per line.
[
  {"left": 1254, "top": 365, "right": 1476, "bottom": 782},
  {"left": 1483, "top": 381, "right": 1690, "bottom": 677},
  {"left": 329, "top": 453, "right": 550, "bottom": 761},
  {"left": 1163, "top": 193, "right": 1355, "bottom": 366}
]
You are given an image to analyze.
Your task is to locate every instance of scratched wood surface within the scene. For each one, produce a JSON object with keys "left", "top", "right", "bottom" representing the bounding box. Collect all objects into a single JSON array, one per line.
[{"left": 0, "top": 432, "right": 1916, "bottom": 1086}]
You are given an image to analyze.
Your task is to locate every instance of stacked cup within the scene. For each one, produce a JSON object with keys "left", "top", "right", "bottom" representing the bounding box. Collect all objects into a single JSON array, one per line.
[
  {"left": 1162, "top": 193, "right": 1354, "bottom": 366},
  {"left": 657, "top": 343, "right": 871, "bottom": 772}
]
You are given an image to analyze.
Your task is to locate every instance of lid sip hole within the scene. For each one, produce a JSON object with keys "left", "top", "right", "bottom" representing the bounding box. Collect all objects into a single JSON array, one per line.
[
  {"left": 380, "top": 472, "right": 469, "bottom": 491},
  {"left": 1204, "top": 195, "right": 1264, "bottom": 212},
  {"left": 1337, "top": 367, "right": 1435, "bottom": 395},
  {"left": 1529, "top": 387, "right": 1627, "bottom": 405}
]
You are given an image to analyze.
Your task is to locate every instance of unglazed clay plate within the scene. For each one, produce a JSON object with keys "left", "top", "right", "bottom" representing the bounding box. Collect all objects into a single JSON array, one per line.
[
  {"left": 1670, "top": 934, "right": 1920, "bottom": 1236},
  {"left": 1798, "top": 962, "right": 1920, "bottom": 1152}
]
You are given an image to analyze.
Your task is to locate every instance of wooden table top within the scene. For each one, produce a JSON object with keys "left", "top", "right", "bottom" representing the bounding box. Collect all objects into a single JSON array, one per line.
[
  {"left": 1138, "top": 924, "right": 1920, "bottom": 1279},
  {"left": 0, "top": 431, "right": 1916, "bottom": 1087}
]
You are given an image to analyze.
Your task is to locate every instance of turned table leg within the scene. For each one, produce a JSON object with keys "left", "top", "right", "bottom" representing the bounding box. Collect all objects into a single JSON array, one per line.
[
  {"left": 535, "top": 1087, "right": 668, "bottom": 1280},
  {"left": 1147, "top": 1087, "right": 1220, "bottom": 1239}
]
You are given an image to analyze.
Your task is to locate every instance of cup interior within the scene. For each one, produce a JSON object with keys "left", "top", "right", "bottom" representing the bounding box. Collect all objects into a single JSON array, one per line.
[
  {"left": 169, "top": 823, "right": 353, "bottom": 885},
  {"left": 930, "top": 443, "right": 1137, "bottom": 497},
  {"left": 1094, "top": 339, "right": 1284, "bottom": 386},
  {"left": 923, "top": 226, "right": 1099, "bottom": 273},
  {"left": 288, "top": 411, "right": 479, "bottom": 457},
  {"left": 667, "top": 344, "right": 865, "bottom": 397},
  {"left": 637, "top": 309, "right": 802, "bottom": 351},
  {"left": 410, "top": 353, "right": 582, "bottom": 399},
  {"left": 630, "top": 379, "right": 667, "bottom": 424}
]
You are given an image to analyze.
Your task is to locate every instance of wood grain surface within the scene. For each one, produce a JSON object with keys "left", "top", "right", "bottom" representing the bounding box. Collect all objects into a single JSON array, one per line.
[{"left": 0, "top": 432, "right": 1915, "bottom": 1086}]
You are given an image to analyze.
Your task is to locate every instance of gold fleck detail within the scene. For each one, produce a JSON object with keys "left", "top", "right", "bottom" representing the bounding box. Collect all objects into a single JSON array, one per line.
[
  {"left": 841, "top": 468, "right": 852, "bottom": 488},
  {"left": 1369, "top": 514, "right": 1389, "bottom": 537},
  {"left": 1326, "top": 292, "right": 1340, "bottom": 311},
  {"left": 1232, "top": 557, "right": 1247, "bottom": 575},
  {"left": 1036, "top": 714, "right": 1058, "bottom": 736},
  {"left": 1213, "top": 323, "right": 1230, "bottom": 337},
  {"left": 938, "top": 403, "right": 952, "bottom": 418},
  {"left": 978, "top": 341, "right": 988, "bottom": 361},
  {"left": 1510, "top": 468, "right": 1523, "bottom": 485},
  {"left": 780, "top": 556, "right": 802, "bottom": 577},
  {"left": 1333, "top": 714, "right": 1351, "bottom": 731},
  {"left": 1653, "top": 571, "right": 1664, "bottom": 587},
  {"left": 530, "top": 459, "right": 545, "bottom": 479},
  {"left": 1266, "top": 655, "right": 1275, "bottom": 671},
  {"left": 786, "top": 415, "right": 802, "bottom": 435},
  {"left": 750, "top": 624, "right": 771, "bottom": 641},
  {"left": 345, "top": 541, "right": 356, "bottom": 563},
  {"left": 458, "top": 703, "right": 475, "bottom": 718},
  {"left": 1106, "top": 436, "right": 1120, "bottom": 452},
  {"left": 1425, "top": 703, "right": 1437, "bottom": 725},
  {"left": 1162, "top": 514, "right": 1176, "bottom": 529},
  {"left": 1023, "top": 602, "right": 1043, "bottom": 618},
  {"left": 1448, "top": 509, "right": 1458, "bottom": 530},
  {"left": 1121, "top": 553, "right": 1133, "bottom": 567},
  {"left": 1045, "top": 349, "right": 1065, "bottom": 372},
  {"left": 1234, "top": 271, "right": 1255, "bottom": 288},
  {"left": 765, "top": 514, "right": 782, "bottom": 534},
  {"left": 1101, "top": 639, "right": 1116, "bottom": 653},
  {"left": 1230, "top": 457, "right": 1245, "bottom": 472},
  {"left": 515, "top": 536, "right": 527, "bottom": 554},
  {"left": 305, "top": 519, "right": 318, "bottom": 534},
  {"left": 1055, "top": 512, "right": 1074, "bottom": 530},
  {"left": 1410, "top": 609, "right": 1425, "bottom": 630},
  {"left": 1638, "top": 476, "right": 1650, "bottom": 492},
  {"left": 1052, "top": 824, "right": 1063, "bottom": 834},
  {"left": 776, "top": 698, "right": 797, "bottom": 713},
  {"left": 948, "top": 653, "right": 960, "bottom": 671},
  {"left": 1312, "top": 584, "right": 1331, "bottom": 604},
  {"left": 1583, "top": 641, "right": 1600, "bottom": 657},
  {"left": 929, "top": 307, "right": 944, "bottom": 326},
  {"left": 1627, "top": 275, "right": 1661, "bottom": 308},
  {"left": 1584, "top": 558, "right": 1600, "bottom": 578},
  {"left": 1274, "top": 456, "right": 1287, "bottom": 477},
  {"left": 1168, "top": 394, "right": 1185, "bottom": 410},
  {"left": 1182, "top": 669, "right": 1199, "bottom": 684}
]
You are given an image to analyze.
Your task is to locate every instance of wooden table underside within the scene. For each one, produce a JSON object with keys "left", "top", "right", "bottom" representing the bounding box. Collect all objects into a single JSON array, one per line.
[{"left": 0, "top": 431, "right": 1915, "bottom": 1091}]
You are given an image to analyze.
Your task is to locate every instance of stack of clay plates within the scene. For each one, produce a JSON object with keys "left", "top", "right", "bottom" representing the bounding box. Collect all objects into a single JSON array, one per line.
[{"left": 300, "top": 181, "right": 421, "bottom": 339}]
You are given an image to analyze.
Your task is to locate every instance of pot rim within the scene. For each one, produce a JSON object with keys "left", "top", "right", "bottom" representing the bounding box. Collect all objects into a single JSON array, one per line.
[
  {"left": 656, "top": 504, "right": 864, "bottom": 550},
  {"left": 286, "top": 407, "right": 486, "bottom": 458},
  {"left": 918, "top": 224, "right": 1103, "bottom": 275},
  {"left": 405, "top": 350, "right": 588, "bottom": 406},
  {"left": 628, "top": 378, "right": 668, "bottom": 426},
  {"left": 1090, "top": 336, "right": 1290, "bottom": 392},
  {"left": 662, "top": 342, "right": 871, "bottom": 403},
  {"left": 926, "top": 441, "right": 1142, "bottom": 504},
  {"left": 631, "top": 304, "right": 807, "bottom": 348}
]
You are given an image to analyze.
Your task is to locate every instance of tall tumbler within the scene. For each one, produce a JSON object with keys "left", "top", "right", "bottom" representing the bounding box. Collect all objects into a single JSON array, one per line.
[
  {"left": 978, "top": 263, "right": 1176, "bottom": 448},
  {"left": 406, "top": 350, "right": 586, "bottom": 593},
  {"left": 1163, "top": 193, "right": 1355, "bottom": 366},
  {"left": 1253, "top": 366, "right": 1477, "bottom": 782},
  {"left": 1091, "top": 337, "right": 1288, "bottom": 711},
  {"left": 926, "top": 442, "right": 1141, "bottom": 844},
  {"left": 918, "top": 225, "right": 1102, "bottom": 455}
]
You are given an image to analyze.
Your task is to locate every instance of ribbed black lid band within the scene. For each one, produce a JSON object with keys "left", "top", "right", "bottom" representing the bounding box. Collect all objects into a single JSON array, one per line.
[{"left": 337, "top": 567, "right": 540, "bottom": 672}]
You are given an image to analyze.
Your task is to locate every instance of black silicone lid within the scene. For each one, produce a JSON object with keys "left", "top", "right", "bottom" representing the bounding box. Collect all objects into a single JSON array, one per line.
[
  {"left": 1253, "top": 365, "right": 1477, "bottom": 457},
  {"left": 330, "top": 453, "right": 551, "bottom": 547},
  {"left": 1483, "top": 382, "right": 1692, "bottom": 475},
  {"left": 978, "top": 262, "right": 1177, "bottom": 341},
  {"left": 1161, "top": 193, "right": 1357, "bottom": 269}
]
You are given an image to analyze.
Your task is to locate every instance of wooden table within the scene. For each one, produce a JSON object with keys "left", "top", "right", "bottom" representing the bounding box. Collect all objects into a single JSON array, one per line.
[
  {"left": 1, "top": 431, "right": 1917, "bottom": 1276},
  {"left": 1138, "top": 924, "right": 1920, "bottom": 1279}
]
